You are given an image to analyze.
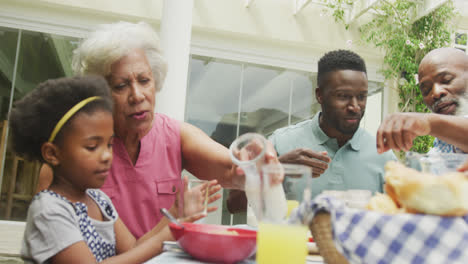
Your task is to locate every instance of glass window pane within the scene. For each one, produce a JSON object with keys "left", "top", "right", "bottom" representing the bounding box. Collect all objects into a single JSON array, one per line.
[
  {"left": 14, "top": 31, "right": 78, "bottom": 101},
  {"left": 1, "top": 29, "right": 80, "bottom": 221},
  {"left": 186, "top": 55, "right": 241, "bottom": 147},
  {"left": 290, "top": 72, "right": 319, "bottom": 126},
  {"left": 0, "top": 26, "right": 19, "bottom": 220},
  {"left": 185, "top": 55, "right": 242, "bottom": 225},
  {"left": 0, "top": 27, "right": 19, "bottom": 120},
  {"left": 240, "top": 64, "right": 291, "bottom": 137}
]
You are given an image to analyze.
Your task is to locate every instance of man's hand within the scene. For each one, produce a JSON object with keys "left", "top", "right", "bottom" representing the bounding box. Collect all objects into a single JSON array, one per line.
[
  {"left": 376, "top": 113, "right": 431, "bottom": 154},
  {"left": 278, "top": 148, "right": 331, "bottom": 178}
]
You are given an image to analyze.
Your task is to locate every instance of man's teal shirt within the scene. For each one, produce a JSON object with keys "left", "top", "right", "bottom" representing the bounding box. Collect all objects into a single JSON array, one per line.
[{"left": 269, "top": 112, "right": 397, "bottom": 199}]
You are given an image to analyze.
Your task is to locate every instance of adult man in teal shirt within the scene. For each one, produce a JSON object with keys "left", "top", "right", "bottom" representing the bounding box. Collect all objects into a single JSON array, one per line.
[{"left": 269, "top": 49, "right": 396, "bottom": 198}]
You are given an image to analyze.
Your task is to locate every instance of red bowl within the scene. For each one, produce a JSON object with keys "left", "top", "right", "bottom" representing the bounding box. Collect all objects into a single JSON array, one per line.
[{"left": 169, "top": 222, "right": 257, "bottom": 263}]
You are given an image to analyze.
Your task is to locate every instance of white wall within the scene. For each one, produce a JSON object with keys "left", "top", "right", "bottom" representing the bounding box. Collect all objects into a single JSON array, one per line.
[{"left": 361, "top": 91, "right": 382, "bottom": 136}]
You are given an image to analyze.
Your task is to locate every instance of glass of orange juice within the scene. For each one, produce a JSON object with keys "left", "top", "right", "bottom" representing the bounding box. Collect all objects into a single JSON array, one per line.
[{"left": 256, "top": 163, "right": 312, "bottom": 264}]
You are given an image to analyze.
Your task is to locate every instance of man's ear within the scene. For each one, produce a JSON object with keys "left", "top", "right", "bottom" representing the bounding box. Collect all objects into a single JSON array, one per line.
[
  {"left": 41, "top": 142, "right": 60, "bottom": 166},
  {"left": 316, "top": 87, "right": 323, "bottom": 105}
]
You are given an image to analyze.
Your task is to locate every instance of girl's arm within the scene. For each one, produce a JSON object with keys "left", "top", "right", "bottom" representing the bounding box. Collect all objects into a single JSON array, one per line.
[
  {"left": 108, "top": 214, "right": 204, "bottom": 263},
  {"left": 114, "top": 217, "right": 170, "bottom": 253},
  {"left": 50, "top": 226, "right": 172, "bottom": 264},
  {"left": 103, "top": 223, "right": 173, "bottom": 264},
  {"left": 52, "top": 213, "right": 203, "bottom": 264},
  {"left": 50, "top": 241, "right": 97, "bottom": 264}
]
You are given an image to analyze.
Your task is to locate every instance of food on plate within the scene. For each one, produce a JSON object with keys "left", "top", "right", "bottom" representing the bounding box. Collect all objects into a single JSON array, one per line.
[
  {"left": 366, "top": 192, "right": 400, "bottom": 214},
  {"left": 382, "top": 161, "right": 468, "bottom": 216},
  {"left": 208, "top": 229, "right": 239, "bottom": 236}
]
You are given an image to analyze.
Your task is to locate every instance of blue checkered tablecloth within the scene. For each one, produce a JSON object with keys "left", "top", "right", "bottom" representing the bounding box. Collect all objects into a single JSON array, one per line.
[{"left": 289, "top": 194, "right": 468, "bottom": 264}]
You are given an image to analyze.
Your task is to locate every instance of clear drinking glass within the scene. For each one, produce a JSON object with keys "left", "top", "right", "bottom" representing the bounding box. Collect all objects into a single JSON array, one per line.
[
  {"left": 186, "top": 179, "right": 211, "bottom": 215},
  {"left": 229, "top": 133, "right": 267, "bottom": 221},
  {"left": 229, "top": 133, "right": 289, "bottom": 223},
  {"left": 257, "top": 163, "right": 311, "bottom": 264},
  {"left": 406, "top": 152, "right": 468, "bottom": 175},
  {"left": 261, "top": 163, "right": 312, "bottom": 221},
  {"left": 259, "top": 163, "right": 288, "bottom": 223},
  {"left": 280, "top": 164, "right": 313, "bottom": 204}
]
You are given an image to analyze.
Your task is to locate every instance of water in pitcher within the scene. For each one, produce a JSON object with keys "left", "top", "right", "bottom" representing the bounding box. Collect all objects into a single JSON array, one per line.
[{"left": 229, "top": 133, "right": 287, "bottom": 223}]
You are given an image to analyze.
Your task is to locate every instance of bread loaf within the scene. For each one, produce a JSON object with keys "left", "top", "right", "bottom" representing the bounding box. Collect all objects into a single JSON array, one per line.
[
  {"left": 383, "top": 161, "right": 468, "bottom": 216},
  {"left": 366, "top": 193, "right": 400, "bottom": 214}
]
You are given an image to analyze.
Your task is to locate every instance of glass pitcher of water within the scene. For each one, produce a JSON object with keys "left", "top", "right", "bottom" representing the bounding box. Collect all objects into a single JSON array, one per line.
[{"left": 229, "top": 133, "right": 287, "bottom": 223}]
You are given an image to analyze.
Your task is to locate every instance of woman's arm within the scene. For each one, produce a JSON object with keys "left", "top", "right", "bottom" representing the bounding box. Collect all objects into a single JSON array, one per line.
[
  {"left": 180, "top": 122, "right": 242, "bottom": 189},
  {"left": 180, "top": 122, "right": 280, "bottom": 190}
]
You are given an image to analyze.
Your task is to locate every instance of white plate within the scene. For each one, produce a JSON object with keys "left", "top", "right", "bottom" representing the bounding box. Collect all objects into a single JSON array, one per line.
[{"left": 307, "top": 241, "right": 319, "bottom": 254}]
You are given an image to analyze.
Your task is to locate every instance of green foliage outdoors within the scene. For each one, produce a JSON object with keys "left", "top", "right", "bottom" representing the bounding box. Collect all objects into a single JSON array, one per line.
[
  {"left": 320, "top": 0, "right": 354, "bottom": 28},
  {"left": 324, "top": 0, "right": 456, "bottom": 153},
  {"left": 455, "top": 32, "right": 467, "bottom": 45}
]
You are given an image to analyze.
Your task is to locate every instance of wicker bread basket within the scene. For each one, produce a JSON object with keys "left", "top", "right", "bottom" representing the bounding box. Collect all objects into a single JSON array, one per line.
[{"left": 309, "top": 211, "right": 350, "bottom": 264}]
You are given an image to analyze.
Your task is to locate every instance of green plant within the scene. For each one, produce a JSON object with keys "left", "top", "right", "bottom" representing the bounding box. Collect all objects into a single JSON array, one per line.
[
  {"left": 455, "top": 32, "right": 467, "bottom": 45},
  {"left": 319, "top": 0, "right": 354, "bottom": 26},
  {"left": 328, "top": 0, "right": 456, "bottom": 153}
]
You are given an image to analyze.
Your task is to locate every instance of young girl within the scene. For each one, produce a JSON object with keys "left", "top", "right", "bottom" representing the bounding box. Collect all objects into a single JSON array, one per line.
[{"left": 12, "top": 76, "right": 211, "bottom": 263}]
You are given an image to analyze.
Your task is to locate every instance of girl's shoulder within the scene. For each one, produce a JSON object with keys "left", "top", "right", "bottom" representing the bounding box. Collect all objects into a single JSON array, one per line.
[
  {"left": 86, "top": 189, "right": 118, "bottom": 221},
  {"left": 28, "top": 190, "right": 77, "bottom": 219},
  {"left": 22, "top": 191, "right": 87, "bottom": 264}
]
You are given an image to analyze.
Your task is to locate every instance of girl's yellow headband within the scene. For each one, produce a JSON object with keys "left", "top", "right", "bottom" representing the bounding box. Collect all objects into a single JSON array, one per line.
[{"left": 48, "top": 96, "right": 101, "bottom": 142}]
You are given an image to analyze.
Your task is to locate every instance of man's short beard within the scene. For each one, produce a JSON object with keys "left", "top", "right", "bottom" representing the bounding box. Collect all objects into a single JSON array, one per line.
[
  {"left": 430, "top": 97, "right": 459, "bottom": 115},
  {"left": 337, "top": 123, "right": 360, "bottom": 135},
  {"left": 455, "top": 95, "right": 468, "bottom": 116}
]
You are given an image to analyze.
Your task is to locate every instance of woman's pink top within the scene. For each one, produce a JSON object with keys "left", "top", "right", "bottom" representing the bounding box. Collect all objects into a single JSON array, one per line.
[{"left": 101, "top": 113, "right": 182, "bottom": 238}]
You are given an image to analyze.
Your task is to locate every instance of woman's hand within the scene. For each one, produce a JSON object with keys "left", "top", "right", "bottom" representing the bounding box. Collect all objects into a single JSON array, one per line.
[
  {"left": 178, "top": 212, "right": 207, "bottom": 223},
  {"left": 182, "top": 176, "right": 222, "bottom": 217},
  {"left": 234, "top": 139, "right": 282, "bottom": 185}
]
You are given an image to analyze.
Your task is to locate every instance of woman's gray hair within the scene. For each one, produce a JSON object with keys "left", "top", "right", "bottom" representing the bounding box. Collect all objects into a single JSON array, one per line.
[{"left": 72, "top": 21, "right": 167, "bottom": 91}]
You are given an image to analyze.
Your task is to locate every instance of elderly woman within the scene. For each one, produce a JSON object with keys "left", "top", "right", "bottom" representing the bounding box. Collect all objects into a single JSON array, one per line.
[{"left": 38, "top": 21, "right": 277, "bottom": 238}]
